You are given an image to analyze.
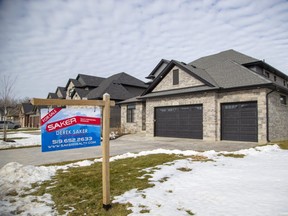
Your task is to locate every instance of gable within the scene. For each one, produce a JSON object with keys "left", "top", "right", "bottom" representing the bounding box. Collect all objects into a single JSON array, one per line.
[{"left": 152, "top": 66, "right": 204, "bottom": 92}]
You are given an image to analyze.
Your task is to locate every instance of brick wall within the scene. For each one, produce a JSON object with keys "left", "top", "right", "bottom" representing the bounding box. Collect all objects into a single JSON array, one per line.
[
  {"left": 268, "top": 91, "right": 288, "bottom": 141},
  {"left": 153, "top": 66, "right": 204, "bottom": 92}
]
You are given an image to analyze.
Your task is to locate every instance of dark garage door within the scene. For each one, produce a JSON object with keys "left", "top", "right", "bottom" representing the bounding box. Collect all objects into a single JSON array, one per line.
[
  {"left": 155, "top": 105, "right": 203, "bottom": 139},
  {"left": 221, "top": 102, "right": 258, "bottom": 142}
]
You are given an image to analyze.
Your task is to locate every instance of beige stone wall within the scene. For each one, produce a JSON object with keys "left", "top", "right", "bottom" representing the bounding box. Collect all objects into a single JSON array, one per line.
[
  {"left": 268, "top": 91, "right": 288, "bottom": 141},
  {"left": 153, "top": 66, "right": 204, "bottom": 92},
  {"left": 121, "top": 88, "right": 288, "bottom": 143},
  {"left": 217, "top": 89, "right": 267, "bottom": 144},
  {"left": 66, "top": 82, "right": 74, "bottom": 99},
  {"left": 145, "top": 92, "right": 217, "bottom": 141},
  {"left": 121, "top": 103, "right": 144, "bottom": 133}
]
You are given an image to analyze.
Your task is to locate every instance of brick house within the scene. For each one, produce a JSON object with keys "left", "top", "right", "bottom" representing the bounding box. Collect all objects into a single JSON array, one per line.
[{"left": 120, "top": 50, "right": 288, "bottom": 143}]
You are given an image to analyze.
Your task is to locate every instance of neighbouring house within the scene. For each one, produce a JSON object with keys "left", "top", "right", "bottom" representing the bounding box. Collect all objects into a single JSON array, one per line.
[
  {"left": 46, "top": 72, "right": 148, "bottom": 128},
  {"left": 47, "top": 87, "right": 66, "bottom": 99},
  {"left": 84, "top": 72, "right": 148, "bottom": 127},
  {"left": 19, "top": 103, "right": 34, "bottom": 127},
  {"left": 120, "top": 49, "right": 288, "bottom": 143}
]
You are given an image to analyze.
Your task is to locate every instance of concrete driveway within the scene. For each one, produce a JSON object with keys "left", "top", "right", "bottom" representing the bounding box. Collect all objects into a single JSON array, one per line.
[{"left": 0, "top": 133, "right": 258, "bottom": 168}]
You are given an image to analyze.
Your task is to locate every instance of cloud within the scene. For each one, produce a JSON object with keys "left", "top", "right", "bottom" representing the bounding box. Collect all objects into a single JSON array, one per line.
[{"left": 0, "top": 0, "right": 287, "bottom": 99}]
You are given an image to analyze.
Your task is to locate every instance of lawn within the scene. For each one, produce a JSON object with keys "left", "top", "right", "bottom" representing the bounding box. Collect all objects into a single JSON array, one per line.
[{"left": 32, "top": 154, "right": 208, "bottom": 215}]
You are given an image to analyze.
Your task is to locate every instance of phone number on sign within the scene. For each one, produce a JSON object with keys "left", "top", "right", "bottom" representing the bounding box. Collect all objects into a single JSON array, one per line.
[{"left": 52, "top": 136, "right": 93, "bottom": 144}]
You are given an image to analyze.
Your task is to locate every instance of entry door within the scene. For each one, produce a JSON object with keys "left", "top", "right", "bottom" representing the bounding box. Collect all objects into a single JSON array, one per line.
[
  {"left": 221, "top": 102, "right": 258, "bottom": 142},
  {"left": 154, "top": 105, "right": 203, "bottom": 139}
]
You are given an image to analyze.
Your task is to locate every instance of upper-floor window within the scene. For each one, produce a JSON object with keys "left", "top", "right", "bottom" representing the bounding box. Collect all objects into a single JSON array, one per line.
[
  {"left": 127, "top": 104, "right": 136, "bottom": 123},
  {"left": 264, "top": 71, "right": 270, "bottom": 78},
  {"left": 284, "top": 80, "right": 286, "bottom": 86},
  {"left": 274, "top": 76, "right": 277, "bottom": 82},
  {"left": 280, "top": 95, "right": 287, "bottom": 105},
  {"left": 173, "top": 69, "right": 179, "bottom": 85}
]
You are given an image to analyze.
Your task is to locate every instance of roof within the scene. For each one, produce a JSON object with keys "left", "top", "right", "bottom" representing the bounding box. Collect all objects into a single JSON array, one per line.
[
  {"left": 189, "top": 49, "right": 259, "bottom": 69},
  {"left": 65, "top": 79, "right": 82, "bottom": 89},
  {"left": 86, "top": 72, "right": 147, "bottom": 100},
  {"left": 205, "top": 60, "right": 271, "bottom": 88},
  {"left": 76, "top": 74, "right": 105, "bottom": 87},
  {"left": 56, "top": 87, "right": 66, "bottom": 98},
  {"left": 146, "top": 59, "right": 170, "bottom": 79},
  {"left": 71, "top": 88, "right": 90, "bottom": 99},
  {"left": 142, "top": 60, "right": 218, "bottom": 96},
  {"left": 47, "top": 93, "right": 58, "bottom": 99},
  {"left": 21, "top": 103, "right": 34, "bottom": 114},
  {"left": 117, "top": 96, "right": 144, "bottom": 104},
  {"left": 141, "top": 49, "right": 280, "bottom": 98}
]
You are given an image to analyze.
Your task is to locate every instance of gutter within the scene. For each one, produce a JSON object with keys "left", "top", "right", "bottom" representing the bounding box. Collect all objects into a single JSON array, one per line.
[{"left": 266, "top": 87, "right": 277, "bottom": 142}]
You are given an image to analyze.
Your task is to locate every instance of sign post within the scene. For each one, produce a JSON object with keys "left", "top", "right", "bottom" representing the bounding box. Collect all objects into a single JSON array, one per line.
[
  {"left": 31, "top": 94, "right": 114, "bottom": 210},
  {"left": 102, "top": 93, "right": 111, "bottom": 210}
]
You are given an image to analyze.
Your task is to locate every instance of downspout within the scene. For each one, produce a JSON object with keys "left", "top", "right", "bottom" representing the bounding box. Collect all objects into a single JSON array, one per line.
[{"left": 266, "top": 87, "right": 277, "bottom": 142}]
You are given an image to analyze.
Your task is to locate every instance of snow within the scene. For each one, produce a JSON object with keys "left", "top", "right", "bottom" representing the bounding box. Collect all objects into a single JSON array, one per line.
[
  {"left": 0, "top": 145, "right": 288, "bottom": 216},
  {"left": 0, "top": 132, "right": 41, "bottom": 149},
  {"left": 114, "top": 145, "right": 288, "bottom": 216}
]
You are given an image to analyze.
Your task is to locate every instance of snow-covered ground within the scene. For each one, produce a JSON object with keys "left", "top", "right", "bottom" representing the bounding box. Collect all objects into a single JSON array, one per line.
[
  {"left": 0, "top": 145, "right": 288, "bottom": 216},
  {"left": 0, "top": 132, "right": 41, "bottom": 149}
]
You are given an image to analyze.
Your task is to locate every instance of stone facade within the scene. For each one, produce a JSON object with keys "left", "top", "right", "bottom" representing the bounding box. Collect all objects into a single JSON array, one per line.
[
  {"left": 121, "top": 103, "right": 144, "bottom": 133},
  {"left": 145, "top": 89, "right": 267, "bottom": 143},
  {"left": 268, "top": 91, "right": 288, "bottom": 141},
  {"left": 153, "top": 66, "right": 203, "bottom": 92}
]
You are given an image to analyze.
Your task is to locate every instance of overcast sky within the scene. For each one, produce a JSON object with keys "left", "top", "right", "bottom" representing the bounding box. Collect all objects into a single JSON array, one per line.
[{"left": 0, "top": 0, "right": 288, "bottom": 99}]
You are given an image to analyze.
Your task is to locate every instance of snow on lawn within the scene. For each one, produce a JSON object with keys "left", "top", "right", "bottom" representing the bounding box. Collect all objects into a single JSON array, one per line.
[
  {"left": 114, "top": 145, "right": 288, "bottom": 216},
  {"left": 0, "top": 145, "right": 288, "bottom": 216},
  {"left": 0, "top": 132, "right": 41, "bottom": 149}
]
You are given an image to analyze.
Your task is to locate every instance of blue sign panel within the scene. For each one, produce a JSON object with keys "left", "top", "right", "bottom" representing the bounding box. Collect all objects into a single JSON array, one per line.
[{"left": 40, "top": 108, "right": 101, "bottom": 152}]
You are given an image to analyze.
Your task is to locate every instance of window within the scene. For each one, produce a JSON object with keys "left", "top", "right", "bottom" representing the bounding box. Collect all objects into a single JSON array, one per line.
[
  {"left": 127, "top": 104, "right": 136, "bottom": 123},
  {"left": 280, "top": 95, "right": 287, "bottom": 105},
  {"left": 284, "top": 80, "right": 286, "bottom": 86},
  {"left": 264, "top": 71, "right": 270, "bottom": 78},
  {"left": 274, "top": 76, "right": 277, "bottom": 82},
  {"left": 173, "top": 69, "right": 179, "bottom": 85}
]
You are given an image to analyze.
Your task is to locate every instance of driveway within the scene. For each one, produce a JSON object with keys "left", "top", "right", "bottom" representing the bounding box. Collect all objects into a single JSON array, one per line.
[{"left": 0, "top": 133, "right": 258, "bottom": 168}]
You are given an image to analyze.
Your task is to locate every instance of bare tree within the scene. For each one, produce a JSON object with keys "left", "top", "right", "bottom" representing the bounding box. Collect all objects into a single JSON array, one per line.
[{"left": 0, "top": 75, "right": 16, "bottom": 141}]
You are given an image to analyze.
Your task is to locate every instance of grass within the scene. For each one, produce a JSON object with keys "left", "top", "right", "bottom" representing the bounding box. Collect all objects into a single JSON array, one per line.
[
  {"left": 273, "top": 140, "right": 288, "bottom": 150},
  {"left": 32, "top": 153, "right": 208, "bottom": 215},
  {"left": 218, "top": 153, "right": 246, "bottom": 158}
]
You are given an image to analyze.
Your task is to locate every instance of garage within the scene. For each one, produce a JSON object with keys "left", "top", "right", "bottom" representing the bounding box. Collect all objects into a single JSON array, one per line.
[
  {"left": 221, "top": 101, "right": 258, "bottom": 142},
  {"left": 154, "top": 105, "right": 203, "bottom": 139}
]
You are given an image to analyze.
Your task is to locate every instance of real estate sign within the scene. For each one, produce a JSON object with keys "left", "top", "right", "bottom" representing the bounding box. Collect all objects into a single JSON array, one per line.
[{"left": 40, "top": 107, "right": 101, "bottom": 152}]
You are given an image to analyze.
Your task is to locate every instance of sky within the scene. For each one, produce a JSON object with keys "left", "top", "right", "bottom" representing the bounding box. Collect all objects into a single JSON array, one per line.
[{"left": 0, "top": 0, "right": 288, "bottom": 99}]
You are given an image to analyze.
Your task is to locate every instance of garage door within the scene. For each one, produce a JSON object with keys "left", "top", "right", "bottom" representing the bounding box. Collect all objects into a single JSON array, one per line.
[
  {"left": 221, "top": 102, "right": 258, "bottom": 142},
  {"left": 154, "top": 105, "right": 203, "bottom": 139}
]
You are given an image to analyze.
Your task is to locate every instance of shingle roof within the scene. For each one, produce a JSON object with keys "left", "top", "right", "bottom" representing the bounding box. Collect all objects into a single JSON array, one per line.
[
  {"left": 141, "top": 49, "right": 275, "bottom": 98},
  {"left": 205, "top": 60, "right": 271, "bottom": 88},
  {"left": 65, "top": 79, "right": 82, "bottom": 89},
  {"left": 57, "top": 87, "right": 67, "bottom": 98},
  {"left": 76, "top": 74, "right": 105, "bottom": 87},
  {"left": 146, "top": 59, "right": 170, "bottom": 79},
  {"left": 86, "top": 72, "right": 147, "bottom": 100},
  {"left": 72, "top": 88, "right": 90, "bottom": 99},
  {"left": 189, "top": 49, "right": 259, "bottom": 69},
  {"left": 47, "top": 93, "right": 58, "bottom": 99},
  {"left": 22, "top": 103, "right": 34, "bottom": 114}
]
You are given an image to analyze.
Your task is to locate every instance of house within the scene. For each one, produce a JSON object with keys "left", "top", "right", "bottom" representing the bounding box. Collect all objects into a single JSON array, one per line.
[
  {"left": 65, "top": 74, "right": 104, "bottom": 99},
  {"left": 120, "top": 49, "right": 288, "bottom": 143},
  {"left": 46, "top": 72, "right": 148, "bottom": 128},
  {"left": 19, "top": 103, "right": 34, "bottom": 127},
  {"left": 47, "top": 87, "right": 66, "bottom": 99}
]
